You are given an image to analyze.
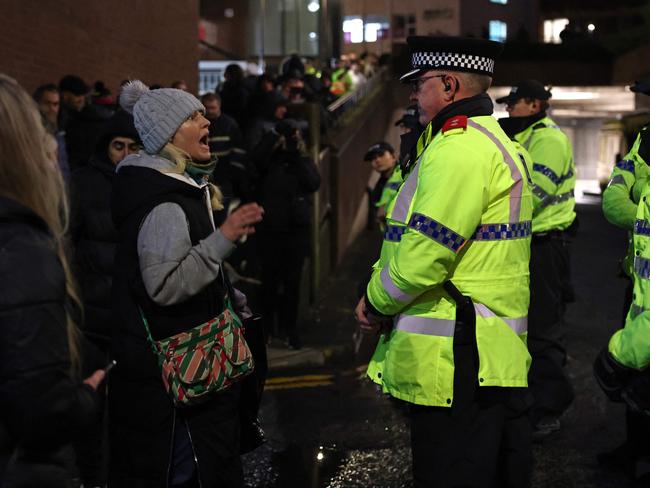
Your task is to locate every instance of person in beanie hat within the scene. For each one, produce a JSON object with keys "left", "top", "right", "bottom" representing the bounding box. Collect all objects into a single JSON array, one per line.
[
  {"left": 109, "top": 81, "right": 263, "bottom": 487},
  {"left": 355, "top": 36, "right": 534, "bottom": 486}
]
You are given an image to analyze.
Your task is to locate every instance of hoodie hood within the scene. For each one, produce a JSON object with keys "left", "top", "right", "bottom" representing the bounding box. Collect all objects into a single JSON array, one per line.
[{"left": 111, "top": 152, "right": 204, "bottom": 229}]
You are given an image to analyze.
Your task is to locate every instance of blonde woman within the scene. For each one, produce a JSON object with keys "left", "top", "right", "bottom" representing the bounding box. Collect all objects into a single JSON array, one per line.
[
  {"left": 0, "top": 74, "right": 103, "bottom": 485},
  {"left": 110, "top": 81, "right": 263, "bottom": 487}
]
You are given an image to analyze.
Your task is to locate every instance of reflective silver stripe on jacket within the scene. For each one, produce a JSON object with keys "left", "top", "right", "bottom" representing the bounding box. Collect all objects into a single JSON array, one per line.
[
  {"left": 394, "top": 314, "right": 455, "bottom": 337},
  {"left": 474, "top": 303, "right": 528, "bottom": 334},
  {"left": 467, "top": 120, "right": 523, "bottom": 223},
  {"left": 608, "top": 175, "right": 626, "bottom": 188},
  {"left": 634, "top": 256, "right": 650, "bottom": 280},
  {"left": 533, "top": 187, "right": 574, "bottom": 209},
  {"left": 380, "top": 266, "right": 414, "bottom": 303},
  {"left": 634, "top": 219, "right": 650, "bottom": 237},
  {"left": 391, "top": 157, "right": 422, "bottom": 222}
]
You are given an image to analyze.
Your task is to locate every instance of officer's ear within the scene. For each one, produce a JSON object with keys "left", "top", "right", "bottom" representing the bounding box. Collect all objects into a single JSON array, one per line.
[{"left": 530, "top": 99, "right": 541, "bottom": 114}]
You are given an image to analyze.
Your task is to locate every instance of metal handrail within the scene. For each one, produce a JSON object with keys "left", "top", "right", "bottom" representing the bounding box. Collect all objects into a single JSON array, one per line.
[{"left": 326, "top": 66, "right": 388, "bottom": 118}]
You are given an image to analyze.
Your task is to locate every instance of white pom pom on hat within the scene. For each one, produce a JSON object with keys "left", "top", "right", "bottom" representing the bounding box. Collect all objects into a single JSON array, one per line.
[
  {"left": 118, "top": 80, "right": 205, "bottom": 154},
  {"left": 119, "top": 80, "right": 150, "bottom": 114}
]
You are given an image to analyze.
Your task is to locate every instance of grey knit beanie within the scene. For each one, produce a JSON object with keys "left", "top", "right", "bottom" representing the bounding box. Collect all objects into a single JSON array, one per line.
[{"left": 119, "top": 80, "right": 204, "bottom": 154}]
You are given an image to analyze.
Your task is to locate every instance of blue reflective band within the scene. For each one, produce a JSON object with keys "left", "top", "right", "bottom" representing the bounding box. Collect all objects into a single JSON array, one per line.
[
  {"left": 386, "top": 182, "right": 401, "bottom": 190},
  {"left": 407, "top": 213, "right": 465, "bottom": 252},
  {"left": 635, "top": 219, "right": 650, "bottom": 236},
  {"left": 472, "top": 221, "right": 532, "bottom": 241},
  {"left": 635, "top": 256, "right": 650, "bottom": 279},
  {"left": 616, "top": 159, "right": 635, "bottom": 174},
  {"left": 532, "top": 163, "right": 574, "bottom": 186},
  {"left": 384, "top": 224, "right": 406, "bottom": 242}
]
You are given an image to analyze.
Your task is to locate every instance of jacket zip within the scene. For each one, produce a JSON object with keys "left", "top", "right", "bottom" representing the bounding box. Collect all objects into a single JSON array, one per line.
[
  {"left": 166, "top": 410, "right": 176, "bottom": 488},
  {"left": 185, "top": 418, "right": 204, "bottom": 488}
]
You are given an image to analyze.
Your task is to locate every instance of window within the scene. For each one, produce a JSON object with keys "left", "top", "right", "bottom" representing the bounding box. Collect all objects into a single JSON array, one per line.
[
  {"left": 490, "top": 0, "right": 507, "bottom": 3},
  {"left": 343, "top": 16, "right": 389, "bottom": 44},
  {"left": 489, "top": 20, "right": 507, "bottom": 42},
  {"left": 543, "top": 18, "right": 569, "bottom": 44},
  {"left": 343, "top": 17, "right": 364, "bottom": 43}
]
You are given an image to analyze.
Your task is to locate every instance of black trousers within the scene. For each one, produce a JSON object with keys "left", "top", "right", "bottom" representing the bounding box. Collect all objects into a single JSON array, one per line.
[
  {"left": 409, "top": 322, "right": 532, "bottom": 488},
  {"left": 527, "top": 235, "right": 574, "bottom": 423},
  {"left": 258, "top": 229, "right": 309, "bottom": 346}
]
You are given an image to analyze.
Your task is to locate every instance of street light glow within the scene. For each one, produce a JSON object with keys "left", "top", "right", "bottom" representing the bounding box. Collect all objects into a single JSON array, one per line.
[
  {"left": 588, "top": 23, "right": 595, "bottom": 32},
  {"left": 308, "top": 1, "right": 320, "bottom": 12}
]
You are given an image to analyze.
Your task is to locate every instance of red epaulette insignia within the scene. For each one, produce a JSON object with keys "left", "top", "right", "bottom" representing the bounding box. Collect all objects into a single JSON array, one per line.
[{"left": 442, "top": 115, "right": 468, "bottom": 133}]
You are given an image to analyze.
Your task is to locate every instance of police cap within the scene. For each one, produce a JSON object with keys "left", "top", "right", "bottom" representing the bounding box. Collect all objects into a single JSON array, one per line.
[
  {"left": 496, "top": 79, "right": 552, "bottom": 104},
  {"left": 400, "top": 36, "right": 504, "bottom": 83},
  {"left": 631, "top": 78, "right": 650, "bottom": 96},
  {"left": 364, "top": 142, "right": 395, "bottom": 161}
]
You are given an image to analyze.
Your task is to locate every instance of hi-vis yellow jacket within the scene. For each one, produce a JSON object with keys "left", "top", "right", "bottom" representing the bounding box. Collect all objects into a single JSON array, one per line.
[
  {"left": 514, "top": 116, "right": 576, "bottom": 233},
  {"left": 609, "top": 179, "right": 650, "bottom": 369},
  {"left": 366, "top": 114, "right": 533, "bottom": 407},
  {"left": 602, "top": 128, "right": 650, "bottom": 276}
]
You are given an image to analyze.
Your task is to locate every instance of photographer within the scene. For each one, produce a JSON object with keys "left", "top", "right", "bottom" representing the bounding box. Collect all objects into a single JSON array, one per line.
[{"left": 251, "top": 121, "right": 320, "bottom": 349}]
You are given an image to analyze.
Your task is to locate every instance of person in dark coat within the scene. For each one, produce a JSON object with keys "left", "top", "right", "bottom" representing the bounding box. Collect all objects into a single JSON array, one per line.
[
  {"left": 0, "top": 73, "right": 103, "bottom": 487},
  {"left": 110, "top": 80, "right": 263, "bottom": 487},
  {"left": 251, "top": 122, "right": 321, "bottom": 349},
  {"left": 70, "top": 110, "right": 142, "bottom": 487},
  {"left": 218, "top": 64, "right": 251, "bottom": 133}
]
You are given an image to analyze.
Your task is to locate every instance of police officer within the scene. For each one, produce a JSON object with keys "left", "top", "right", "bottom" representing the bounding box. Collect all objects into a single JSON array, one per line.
[
  {"left": 497, "top": 80, "right": 577, "bottom": 438},
  {"left": 355, "top": 36, "right": 533, "bottom": 487},
  {"left": 364, "top": 142, "right": 402, "bottom": 228},
  {"left": 598, "top": 77, "right": 650, "bottom": 474},
  {"left": 595, "top": 164, "right": 650, "bottom": 481}
]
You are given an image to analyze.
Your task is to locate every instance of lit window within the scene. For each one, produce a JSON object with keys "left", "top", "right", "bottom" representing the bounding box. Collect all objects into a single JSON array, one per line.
[
  {"left": 343, "top": 17, "right": 364, "bottom": 44},
  {"left": 543, "top": 18, "right": 569, "bottom": 43},
  {"left": 364, "top": 23, "right": 382, "bottom": 42},
  {"left": 489, "top": 20, "right": 507, "bottom": 42},
  {"left": 490, "top": 0, "right": 507, "bottom": 3}
]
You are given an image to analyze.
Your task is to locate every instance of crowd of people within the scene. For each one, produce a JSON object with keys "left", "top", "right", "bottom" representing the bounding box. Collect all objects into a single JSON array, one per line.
[{"left": 0, "top": 48, "right": 388, "bottom": 486}]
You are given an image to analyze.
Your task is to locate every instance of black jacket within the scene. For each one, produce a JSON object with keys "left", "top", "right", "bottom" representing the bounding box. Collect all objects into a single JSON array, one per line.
[
  {"left": 109, "top": 165, "right": 241, "bottom": 487},
  {"left": 0, "top": 196, "right": 97, "bottom": 485},
  {"left": 251, "top": 131, "right": 321, "bottom": 232},
  {"left": 70, "top": 153, "right": 118, "bottom": 347}
]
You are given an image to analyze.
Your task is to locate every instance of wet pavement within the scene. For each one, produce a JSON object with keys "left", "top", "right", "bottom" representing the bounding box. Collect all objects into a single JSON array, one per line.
[{"left": 242, "top": 202, "right": 646, "bottom": 487}]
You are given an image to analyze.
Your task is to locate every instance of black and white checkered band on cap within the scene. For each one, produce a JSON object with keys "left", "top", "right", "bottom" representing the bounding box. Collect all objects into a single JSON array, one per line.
[{"left": 411, "top": 51, "right": 495, "bottom": 75}]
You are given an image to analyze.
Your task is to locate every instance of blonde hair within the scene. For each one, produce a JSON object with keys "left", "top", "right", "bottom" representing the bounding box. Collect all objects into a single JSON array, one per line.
[
  {"left": 158, "top": 142, "right": 224, "bottom": 210},
  {"left": 0, "top": 74, "right": 81, "bottom": 372}
]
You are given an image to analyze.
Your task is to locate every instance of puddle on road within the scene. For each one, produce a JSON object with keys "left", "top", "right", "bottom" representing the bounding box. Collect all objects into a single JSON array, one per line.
[{"left": 271, "top": 443, "right": 345, "bottom": 488}]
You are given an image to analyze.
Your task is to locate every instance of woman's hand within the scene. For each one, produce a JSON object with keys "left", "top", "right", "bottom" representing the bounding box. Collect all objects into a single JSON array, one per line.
[{"left": 220, "top": 203, "right": 264, "bottom": 242}]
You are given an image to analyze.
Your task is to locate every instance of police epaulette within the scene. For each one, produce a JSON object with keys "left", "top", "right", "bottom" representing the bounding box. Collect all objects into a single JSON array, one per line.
[
  {"left": 441, "top": 115, "right": 468, "bottom": 135},
  {"left": 639, "top": 126, "right": 650, "bottom": 164},
  {"left": 533, "top": 122, "right": 547, "bottom": 130}
]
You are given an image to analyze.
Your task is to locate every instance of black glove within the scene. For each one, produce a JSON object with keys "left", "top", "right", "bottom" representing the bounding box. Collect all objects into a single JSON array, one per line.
[
  {"left": 593, "top": 347, "right": 635, "bottom": 402},
  {"left": 622, "top": 373, "right": 650, "bottom": 415},
  {"left": 274, "top": 121, "right": 294, "bottom": 139}
]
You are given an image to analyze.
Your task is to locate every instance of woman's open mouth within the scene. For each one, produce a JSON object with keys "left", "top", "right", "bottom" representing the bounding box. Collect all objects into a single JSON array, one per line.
[{"left": 199, "top": 134, "right": 209, "bottom": 151}]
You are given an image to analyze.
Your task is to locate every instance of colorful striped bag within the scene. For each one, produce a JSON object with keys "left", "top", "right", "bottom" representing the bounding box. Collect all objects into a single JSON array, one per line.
[{"left": 140, "top": 302, "right": 254, "bottom": 406}]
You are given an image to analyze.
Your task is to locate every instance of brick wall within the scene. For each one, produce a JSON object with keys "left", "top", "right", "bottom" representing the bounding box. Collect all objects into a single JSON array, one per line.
[{"left": 0, "top": 0, "right": 200, "bottom": 96}]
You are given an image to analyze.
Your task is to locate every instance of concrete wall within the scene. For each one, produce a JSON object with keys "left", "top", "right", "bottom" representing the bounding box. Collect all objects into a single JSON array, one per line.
[
  {"left": 0, "top": 0, "right": 200, "bottom": 95},
  {"left": 613, "top": 43, "right": 650, "bottom": 84}
]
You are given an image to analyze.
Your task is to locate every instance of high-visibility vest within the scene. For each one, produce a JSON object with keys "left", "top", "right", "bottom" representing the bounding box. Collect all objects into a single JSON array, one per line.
[
  {"left": 609, "top": 177, "right": 650, "bottom": 369},
  {"left": 375, "top": 167, "right": 403, "bottom": 209},
  {"left": 366, "top": 114, "right": 533, "bottom": 407},
  {"left": 603, "top": 128, "right": 650, "bottom": 276},
  {"left": 513, "top": 116, "right": 576, "bottom": 233}
]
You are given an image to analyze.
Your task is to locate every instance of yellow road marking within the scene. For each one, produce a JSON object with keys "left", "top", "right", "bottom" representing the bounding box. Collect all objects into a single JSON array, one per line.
[
  {"left": 265, "top": 380, "right": 334, "bottom": 391},
  {"left": 266, "top": 374, "right": 334, "bottom": 385}
]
